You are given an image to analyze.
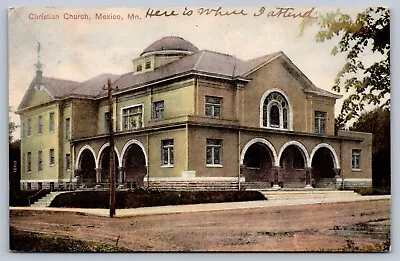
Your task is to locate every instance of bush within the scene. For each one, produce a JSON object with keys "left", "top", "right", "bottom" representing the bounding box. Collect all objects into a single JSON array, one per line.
[
  {"left": 49, "top": 190, "right": 265, "bottom": 209},
  {"left": 9, "top": 190, "right": 50, "bottom": 206},
  {"left": 354, "top": 187, "right": 391, "bottom": 196}
]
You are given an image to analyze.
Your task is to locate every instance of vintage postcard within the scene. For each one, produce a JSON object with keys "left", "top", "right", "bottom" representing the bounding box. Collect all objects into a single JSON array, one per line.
[{"left": 8, "top": 6, "right": 390, "bottom": 252}]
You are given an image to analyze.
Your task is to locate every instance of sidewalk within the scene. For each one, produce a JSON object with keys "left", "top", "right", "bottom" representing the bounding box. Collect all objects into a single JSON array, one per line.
[{"left": 9, "top": 195, "right": 390, "bottom": 218}]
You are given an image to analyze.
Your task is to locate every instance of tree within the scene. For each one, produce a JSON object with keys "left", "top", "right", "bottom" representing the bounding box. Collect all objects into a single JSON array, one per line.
[
  {"left": 301, "top": 7, "right": 390, "bottom": 124},
  {"left": 9, "top": 107, "right": 18, "bottom": 143},
  {"left": 350, "top": 108, "right": 390, "bottom": 188}
]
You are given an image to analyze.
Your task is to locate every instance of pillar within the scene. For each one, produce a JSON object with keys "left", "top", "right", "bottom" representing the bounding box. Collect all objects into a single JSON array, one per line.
[
  {"left": 333, "top": 168, "right": 342, "bottom": 189},
  {"left": 118, "top": 167, "right": 125, "bottom": 184},
  {"left": 272, "top": 166, "right": 281, "bottom": 189},
  {"left": 95, "top": 168, "right": 102, "bottom": 183},
  {"left": 304, "top": 167, "right": 313, "bottom": 189}
]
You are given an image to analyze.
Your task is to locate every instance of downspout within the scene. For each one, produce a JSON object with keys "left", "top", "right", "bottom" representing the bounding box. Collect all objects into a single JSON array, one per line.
[
  {"left": 340, "top": 139, "right": 344, "bottom": 190},
  {"left": 238, "top": 129, "right": 241, "bottom": 191},
  {"left": 146, "top": 133, "right": 150, "bottom": 189}
]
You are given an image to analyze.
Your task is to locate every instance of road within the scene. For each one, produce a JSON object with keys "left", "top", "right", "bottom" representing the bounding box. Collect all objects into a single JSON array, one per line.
[{"left": 10, "top": 198, "right": 390, "bottom": 252}]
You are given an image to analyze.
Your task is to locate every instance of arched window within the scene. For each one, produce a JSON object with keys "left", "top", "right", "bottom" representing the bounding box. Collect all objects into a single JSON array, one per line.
[{"left": 262, "top": 91, "right": 289, "bottom": 129}]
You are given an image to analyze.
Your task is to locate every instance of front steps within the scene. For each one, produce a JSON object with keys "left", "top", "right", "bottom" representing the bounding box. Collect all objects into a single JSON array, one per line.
[
  {"left": 261, "top": 190, "right": 361, "bottom": 200},
  {"left": 30, "top": 192, "right": 65, "bottom": 207}
]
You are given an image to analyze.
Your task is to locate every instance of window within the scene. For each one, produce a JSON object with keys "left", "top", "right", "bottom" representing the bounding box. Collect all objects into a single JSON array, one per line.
[
  {"left": 104, "top": 112, "right": 110, "bottom": 133},
  {"left": 65, "top": 118, "right": 71, "bottom": 140},
  {"left": 27, "top": 182, "right": 31, "bottom": 190},
  {"left": 49, "top": 149, "right": 55, "bottom": 166},
  {"left": 262, "top": 91, "right": 289, "bottom": 129},
  {"left": 38, "top": 115, "right": 43, "bottom": 134},
  {"left": 122, "top": 105, "right": 143, "bottom": 130},
  {"left": 38, "top": 151, "right": 43, "bottom": 171},
  {"left": 161, "top": 139, "right": 174, "bottom": 166},
  {"left": 352, "top": 149, "right": 361, "bottom": 170},
  {"left": 136, "top": 64, "right": 142, "bottom": 72},
  {"left": 27, "top": 152, "right": 32, "bottom": 172},
  {"left": 49, "top": 112, "right": 55, "bottom": 132},
  {"left": 145, "top": 61, "right": 151, "bottom": 69},
  {"left": 152, "top": 100, "right": 164, "bottom": 119},
  {"left": 66, "top": 154, "right": 71, "bottom": 170},
  {"left": 205, "top": 96, "right": 222, "bottom": 117},
  {"left": 27, "top": 119, "right": 31, "bottom": 136},
  {"left": 206, "top": 139, "right": 222, "bottom": 166},
  {"left": 315, "top": 111, "right": 326, "bottom": 134}
]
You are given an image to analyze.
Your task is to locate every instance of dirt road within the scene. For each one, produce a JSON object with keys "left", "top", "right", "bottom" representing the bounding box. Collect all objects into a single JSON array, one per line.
[{"left": 9, "top": 199, "right": 390, "bottom": 252}]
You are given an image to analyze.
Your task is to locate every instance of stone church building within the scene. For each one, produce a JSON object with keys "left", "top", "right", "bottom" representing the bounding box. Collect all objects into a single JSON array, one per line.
[{"left": 17, "top": 36, "right": 372, "bottom": 191}]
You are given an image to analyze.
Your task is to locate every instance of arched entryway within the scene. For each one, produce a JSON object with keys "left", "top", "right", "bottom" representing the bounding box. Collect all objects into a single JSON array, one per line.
[
  {"left": 121, "top": 143, "right": 147, "bottom": 187},
  {"left": 278, "top": 143, "right": 308, "bottom": 188},
  {"left": 240, "top": 138, "right": 278, "bottom": 188},
  {"left": 98, "top": 146, "right": 119, "bottom": 183},
  {"left": 310, "top": 144, "right": 340, "bottom": 188},
  {"left": 75, "top": 145, "right": 97, "bottom": 185}
]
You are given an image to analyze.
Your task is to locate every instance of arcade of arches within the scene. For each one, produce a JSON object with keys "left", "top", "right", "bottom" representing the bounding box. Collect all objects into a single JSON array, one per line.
[
  {"left": 76, "top": 142, "right": 147, "bottom": 188},
  {"left": 241, "top": 141, "right": 340, "bottom": 189}
]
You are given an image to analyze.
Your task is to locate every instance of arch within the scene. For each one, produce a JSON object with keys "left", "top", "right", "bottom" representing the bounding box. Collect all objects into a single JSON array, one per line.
[
  {"left": 75, "top": 145, "right": 96, "bottom": 170},
  {"left": 309, "top": 143, "right": 340, "bottom": 169},
  {"left": 259, "top": 88, "right": 293, "bottom": 131},
  {"left": 240, "top": 138, "right": 278, "bottom": 166},
  {"left": 96, "top": 142, "right": 121, "bottom": 168},
  {"left": 120, "top": 139, "right": 148, "bottom": 166},
  {"left": 277, "top": 141, "right": 310, "bottom": 167}
]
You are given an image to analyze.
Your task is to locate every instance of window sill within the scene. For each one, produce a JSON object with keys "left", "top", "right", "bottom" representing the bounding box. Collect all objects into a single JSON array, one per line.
[
  {"left": 352, "top": 168, "right": 362, "bottom": 172},
  {"left": 246, "top": 167, "right": 261, "bottom": 170},
  {"left": 206, "top": 164, "right": 223, "bottom": 168},
  {"left": 161, "top": 165, "right": 174, "bottom": 168},
  {"left": 66, "top": 169, "right": 71, "bottom": 172},
  {"left": 49, "top": 164, "right": 54, "bottom": 167}
]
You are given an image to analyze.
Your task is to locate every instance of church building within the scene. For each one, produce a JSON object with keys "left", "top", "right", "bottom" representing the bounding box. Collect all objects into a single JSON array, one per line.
[{"left": 17, "top": 36, "right": 372, "bottom": 191}]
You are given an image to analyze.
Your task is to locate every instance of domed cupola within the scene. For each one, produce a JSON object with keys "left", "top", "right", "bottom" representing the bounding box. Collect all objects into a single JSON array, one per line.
[{"left": 133, "top": 36, "right": 198, "bottom": 74}]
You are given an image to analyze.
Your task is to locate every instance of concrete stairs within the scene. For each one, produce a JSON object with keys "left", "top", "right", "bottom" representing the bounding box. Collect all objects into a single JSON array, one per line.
[
  {"left": 260, "top": 190, "right": 361, "bottom": 200},
  {"left": 148, "top": 181, "right": 240, "bottom": 191},
  {"left": 30, "top": 192, "right": 65, "bottom": 207}
]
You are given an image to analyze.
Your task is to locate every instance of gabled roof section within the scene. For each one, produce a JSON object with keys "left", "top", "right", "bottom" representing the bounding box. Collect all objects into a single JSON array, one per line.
[{"left": 17, "top": 76, "right": 80, "bottom": 111}]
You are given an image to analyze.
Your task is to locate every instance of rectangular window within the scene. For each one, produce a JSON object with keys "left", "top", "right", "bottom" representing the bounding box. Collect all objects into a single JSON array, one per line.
[
  {"left": 49, "top": 112, "right": 55, "bottom": 132},
  {"left": 206, "top": 139, "right": 222, "bottom": 166},
  {"left": 122, "top": 105, "right": 143, "bottom": 130},
  {"left": 27, "top": 152, "right": 32, "bottom": 172},
  {"left": 161, "top": 139, "right": 174, "bottom": 166},
  {"left": 351, "top": 149, "right": 361, "bottom": 170},
  {"left": 38, "top": 115, "right": 43, "bottom": 134},
  {"left": 315, "top": 111, "right": 326, "bottom": 134},
  {"left": 145, "top": 61, "right": 151, "bottom": 69},
  {"left": 38, "top": 151, "right": 43, "bottom": 171},
  {"left": 27, "top": 119, "right": 31, "bottom": 136},
  {"left": 136, "top": 64, "right": 142, "bottom": 72},
  {"left": 49, "top": 149, "right": 55, "bottom": 166},
  {"left": 104, "top": 112, "right": 110, "bottom": 133},
  {"left": 66, "top": 154, "right": 71, "bottom": 170},
  {"left": 65, "top": 118, "right": 70, "bottom": 140},
  {"left": 205, "top": 96, "right": 222, "bottom": 117},
  {"left": 152, "top": 100, "right": 164, "bottom": 120}
]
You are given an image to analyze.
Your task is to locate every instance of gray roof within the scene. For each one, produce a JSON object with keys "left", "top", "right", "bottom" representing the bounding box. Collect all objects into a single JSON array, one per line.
[
  {"left": 40, "top": 76, "right": 80, "bottom": 97},
  {"left": 72, "top": 73, "right": 120, "bottom": 97},
  {"left": 141, "top": 36, "right": 199, "bottom": 56}
]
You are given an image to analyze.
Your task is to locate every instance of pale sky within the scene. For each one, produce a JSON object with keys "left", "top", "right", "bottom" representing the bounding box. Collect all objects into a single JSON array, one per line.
[{"left": 8, "top": 6, "right": 371, "bottom": 139}]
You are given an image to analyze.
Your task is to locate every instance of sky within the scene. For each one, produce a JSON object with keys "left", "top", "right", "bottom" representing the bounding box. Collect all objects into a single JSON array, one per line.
[{"left": 8, "top": 6, "right": 372, "bottom": 139}]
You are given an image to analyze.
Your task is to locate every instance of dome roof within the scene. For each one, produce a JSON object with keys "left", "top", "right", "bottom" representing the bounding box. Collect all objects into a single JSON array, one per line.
[{"left": 140, "top": 36, "right": 198, "bottom": 56}]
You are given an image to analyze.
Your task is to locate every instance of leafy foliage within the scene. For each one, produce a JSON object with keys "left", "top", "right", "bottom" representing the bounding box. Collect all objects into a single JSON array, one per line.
[
  {"left": 301, "top": 7, "right": 390, "bottom": 123},
  {"left": 9, "top": 107, "right": 18, "bottom": 143}
]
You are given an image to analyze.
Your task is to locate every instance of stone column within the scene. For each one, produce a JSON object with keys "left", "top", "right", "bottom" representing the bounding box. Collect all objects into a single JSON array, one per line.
[
  {"left": 95, "top": 168, "right": 102, "bottom": 183},
  {"left": 333, "top": 168, "right": 342, "bottom": 189},
  {"left": 118, "top": 167, "right": 125, "bottom": 184},
  {"left": 305, "top": 167, "right": 313, "bottom": 189},
  {"left": 272, "top": 166, "right": 281, "bottom": 189}
]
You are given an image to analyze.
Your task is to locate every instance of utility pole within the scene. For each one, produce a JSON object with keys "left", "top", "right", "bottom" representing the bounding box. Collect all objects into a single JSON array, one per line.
[{"left": 104, "top": 78, "right": 116, "bottom": 217}]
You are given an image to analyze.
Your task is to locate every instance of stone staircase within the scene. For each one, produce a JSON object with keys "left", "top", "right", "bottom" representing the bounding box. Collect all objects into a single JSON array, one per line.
[
  {"left": 148, "top": 180, "right": 241, "bottom": 191},
  {"left": 30, "top": 192, "right": 65, "bottom": 207},
  {"left": 260, "top": 190, "right": 361, "bottom": 200}
]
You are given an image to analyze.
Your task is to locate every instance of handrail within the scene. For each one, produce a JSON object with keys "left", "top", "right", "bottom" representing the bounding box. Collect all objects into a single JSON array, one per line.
[{"left": 28, "top": 188, "right": 45, "bottom": 206}]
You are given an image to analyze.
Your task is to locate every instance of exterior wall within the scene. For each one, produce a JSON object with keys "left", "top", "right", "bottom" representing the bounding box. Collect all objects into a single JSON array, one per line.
[
  {"left": 188, "top": 126, "right": 239, "bottom": 178},
  {"left": 20, "top": 103, "right": 60, "bottom": 187},
  {"left": 25, "top": 87, "right": 53, "bottom": 108},
  {"left": 61, "top": 103, "right": 73, "bottom": 181},
  {"left": 132, "top": 56, "right": 155, "bottom": 74},
  {"left": 97, "top": 80, "right": 195, "bottom": 135},
  {"left": 309, "top": 95, "right": 336, "bottom": 135},
  {"left": 72, "top": 99, "right": 98, "bottom": 139},
  {"left": 196, "top": 78, "right": 236, "bottom": 120}
]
